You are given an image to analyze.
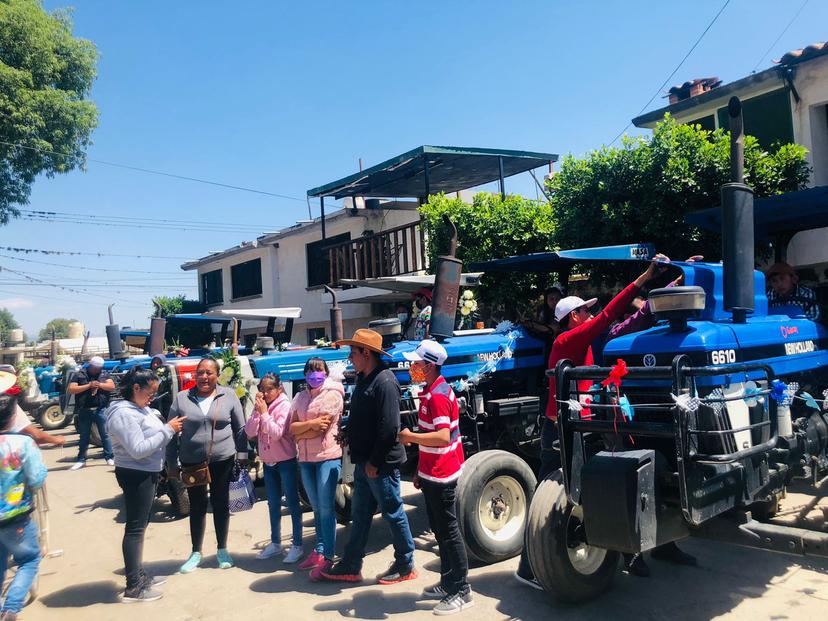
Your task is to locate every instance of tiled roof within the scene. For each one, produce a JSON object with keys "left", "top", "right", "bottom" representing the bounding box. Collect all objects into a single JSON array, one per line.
[
  {"left": 774, "top": 41, "right": 828, "bottom": 66},
  {"left": 667, "top": 77, "right": 722, "bottom": 96}
]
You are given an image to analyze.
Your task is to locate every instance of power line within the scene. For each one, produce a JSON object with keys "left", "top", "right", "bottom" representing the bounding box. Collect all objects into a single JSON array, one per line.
[
  {"left": 0, "top": 253, "right": 185, "bottom": 274},
  {"left": 19, "top": 208, "right": 282, "bottom": 233},
  {"left": 608, "top": 0, "right": 732, "bottom": 147},
  {"left": 19, "top": 213, "right": 271, "bottom": 235},
  {"left": 751, "top": 0, "right": 809, "bottom": 72},
  {"left": 0, "top": 137, "right": 307, "bottom": 202},
  {"left": 0, "top": 287, "right": 148, "bottom": 309},
  {"left": 0, "top": 246, "right": 193, "bottom": 260}
]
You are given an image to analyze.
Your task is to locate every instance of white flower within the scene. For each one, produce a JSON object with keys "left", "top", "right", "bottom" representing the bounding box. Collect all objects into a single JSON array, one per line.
[
  {"left": 460, "top": 307, "right": 471, "bottom": 316},
  {"left": 464, "top": 300, "right": 474, "bottom": 309},
  {"left": 463, "top": 290, "right": 474, "bottom": 300}
]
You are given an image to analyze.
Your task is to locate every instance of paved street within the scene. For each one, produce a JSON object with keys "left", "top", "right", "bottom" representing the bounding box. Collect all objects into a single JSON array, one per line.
[{"left": 21, "top": 430, "right": 828, "bottom": 620}]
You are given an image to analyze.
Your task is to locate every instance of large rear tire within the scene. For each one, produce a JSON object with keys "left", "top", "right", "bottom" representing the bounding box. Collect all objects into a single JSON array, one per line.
[
  {"left": 526, "top": 470, "right": 619, "bottom": 603},
  {"left": 335, "top": 482, "right": 353, "bottom": 525},
  {"left": 37, "top": 399, "right": 66, "bottom": 431},
  {"left": 456, "top": 450, "right": 536, "bottom": 564},
  {"left": 89, "top": 423, "right": 102, "bottom": 448},
  {"left": 167, "top": 478, "right": 190, "bottom": 517}
]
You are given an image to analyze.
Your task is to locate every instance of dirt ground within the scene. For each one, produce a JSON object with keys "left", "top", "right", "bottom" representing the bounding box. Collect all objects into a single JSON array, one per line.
[{"left": 19, "top": 429, "right": 828, "bottom": 620}]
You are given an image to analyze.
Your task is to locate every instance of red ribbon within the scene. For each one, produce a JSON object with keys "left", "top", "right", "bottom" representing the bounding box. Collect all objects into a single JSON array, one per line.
[
  {"left": 3, "top": 385, "right": 20, "bottom": 396},
  {"left": 601, "top": 359, "right": 628, "bottom": 390}
]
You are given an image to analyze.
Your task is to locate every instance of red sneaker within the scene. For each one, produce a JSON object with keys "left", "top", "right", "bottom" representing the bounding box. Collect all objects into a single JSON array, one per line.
[
  {"left": 297, "top": 551, "right": 323, "bottom": 571},
  {"left": 317, "top": 561, "right": 363, "bottom": 583},
  {"left": 377, "top": 563, "right": 418, "bottom": 585},
  {"left": 309, "top": 559, "right": 335, "bottom": 582}
]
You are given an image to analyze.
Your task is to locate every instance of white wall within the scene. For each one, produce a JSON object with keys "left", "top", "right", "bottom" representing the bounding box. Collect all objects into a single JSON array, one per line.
[{"left": 187, "top": 207, "right": 422, "bottom": 344}]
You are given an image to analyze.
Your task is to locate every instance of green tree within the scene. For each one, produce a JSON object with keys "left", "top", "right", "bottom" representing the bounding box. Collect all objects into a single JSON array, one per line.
[
  {"left": 0, "top": 308, "right": 19, "bottom": 342},
  {"left": 0, "top": 0, "right": 99, "bottom": 223},
  {"left": 549, "top": 116, "right": 810, "bottom": 261},
  {"left": 419, "top": 193, "right": 557, "bottom": 317},
  {"left": 38, "top": 317, "right": 76, "bottom": 341}
]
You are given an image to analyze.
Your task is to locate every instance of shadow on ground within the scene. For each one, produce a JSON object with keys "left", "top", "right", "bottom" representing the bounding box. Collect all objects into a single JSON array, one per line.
[{"left": 39, "top": 580, "right": 122, "bottom": 607}]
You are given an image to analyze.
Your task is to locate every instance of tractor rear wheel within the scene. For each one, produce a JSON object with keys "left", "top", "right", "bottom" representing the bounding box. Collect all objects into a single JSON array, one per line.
[{"left": 526, "top": 470, "right": 619, "bottom": 603}]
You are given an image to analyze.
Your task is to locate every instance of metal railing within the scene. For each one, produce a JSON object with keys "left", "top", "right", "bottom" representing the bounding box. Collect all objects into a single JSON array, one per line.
[{"left": 325, "top": 221, "right": 426, "bottom": 287}]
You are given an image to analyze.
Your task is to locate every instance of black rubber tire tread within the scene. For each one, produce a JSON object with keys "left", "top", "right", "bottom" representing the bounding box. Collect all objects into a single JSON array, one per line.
[
  {"left": 525, "top": 470, "right": 619, "bottom": 603},
  {"left": 456, "top": 449, "right": 537, "bottom": 564},
  {"left": 167, "top": 478, "right": 190, "bottom": 517}
]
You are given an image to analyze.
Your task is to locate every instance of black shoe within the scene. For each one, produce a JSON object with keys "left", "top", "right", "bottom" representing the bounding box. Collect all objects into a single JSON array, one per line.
[
  {"left": 122, "top": 587, "right": 163, "bottom": 603},
  {"left": 651, "top": 542, "right": 697, "bottom": 566},
  {"left": 433, "top": 588, "right": 474, "bottom": 616},
  {"left": 377, "top": 562, "right": 418, "bottom": 585},
  {"left": 623, "top": 553, "right": 650, "bottom": 577},
  {"left": 141, "top": 573, "right": 167, "bottom": 588}
]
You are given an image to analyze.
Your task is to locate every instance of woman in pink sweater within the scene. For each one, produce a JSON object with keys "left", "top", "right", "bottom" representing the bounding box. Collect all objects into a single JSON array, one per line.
[
  {"left": 245, "top": 373, "right": 304, "bottom": 564},
  {"left": 289, "top": 358, "right": 344, "bottom": 580}
]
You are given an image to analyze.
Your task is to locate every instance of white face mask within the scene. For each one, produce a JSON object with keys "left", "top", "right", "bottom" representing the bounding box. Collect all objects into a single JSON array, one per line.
[{"left": 397, "top": 313, "right": 409, "bottom": 323}]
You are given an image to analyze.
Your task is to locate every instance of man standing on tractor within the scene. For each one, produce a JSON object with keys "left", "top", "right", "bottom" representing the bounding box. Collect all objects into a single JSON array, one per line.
[
  {"left": 515, "top": 254, "right": 695, "bottom": 588},
  {"left": 766, "top": 261, "right": 821, "bottom": 320},
  {"left": 399, "top": 339, "right": 473, "bottom": 615}
]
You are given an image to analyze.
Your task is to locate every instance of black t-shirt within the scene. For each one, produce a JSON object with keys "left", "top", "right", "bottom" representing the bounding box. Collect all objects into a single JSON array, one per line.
[
  {"left": 347, "top": 366, "right": 406, "bottom": 469},
  {"left": 70, "top": 368, "right": 112, "bottom": 410}
]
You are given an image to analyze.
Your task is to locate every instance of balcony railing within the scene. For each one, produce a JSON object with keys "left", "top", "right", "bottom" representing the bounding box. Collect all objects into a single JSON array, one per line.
[{"left": 326, "top": 221, "right": 426, "bottom": 287}]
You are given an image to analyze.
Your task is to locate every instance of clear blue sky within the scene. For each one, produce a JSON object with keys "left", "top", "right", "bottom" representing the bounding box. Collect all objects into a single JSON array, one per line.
[{"left": 2, "top": 0, "right": 826, "bottom": 337}]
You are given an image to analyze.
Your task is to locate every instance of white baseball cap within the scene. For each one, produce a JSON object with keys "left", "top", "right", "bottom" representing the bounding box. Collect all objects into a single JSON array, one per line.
[
  {"left": 403, "top": 340, "right": 448, "bottom": 366},
  {"left": 554, "top": 296, "right": 598, "bottom": 322},
  {"left": 88, "top": 355, "right": 105, "bottom": 368}
]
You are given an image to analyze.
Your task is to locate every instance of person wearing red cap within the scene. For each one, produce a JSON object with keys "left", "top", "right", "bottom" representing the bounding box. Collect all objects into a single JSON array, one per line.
[
  {"left": 0, "top": 369, "right": 48, "bottom": 620},
  {"left": 766, "top": 262, "right": 821, "bottom": 320},
  {"left": 413, "top": 287, "right": 433, "bottom": 340}
]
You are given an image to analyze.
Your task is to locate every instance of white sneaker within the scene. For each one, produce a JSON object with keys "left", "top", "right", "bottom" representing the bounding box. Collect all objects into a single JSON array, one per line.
[
  {"left": 283, "top": 545, "right": 303, "bottom": 564},
  {"left": 106, "top": 459, "right": 115, "bottom": 466},
  {"left": 69, "top": 461, "right": 85, "bottom": 471},
  {"left": 256, "top": 543, "right": 282, "bottom": 560}
]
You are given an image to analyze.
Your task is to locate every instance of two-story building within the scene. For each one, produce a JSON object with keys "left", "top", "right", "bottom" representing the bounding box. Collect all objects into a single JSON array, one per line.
[
  {"left": 182, "top": 145, "right": 558, "bottom": 345},
  {"left": 181, "top": 201, "right": 422, "bottom": 345}
]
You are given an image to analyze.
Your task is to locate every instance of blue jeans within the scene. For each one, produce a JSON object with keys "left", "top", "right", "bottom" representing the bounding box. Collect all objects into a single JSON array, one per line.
[
  {"left": 77, "top": 407, "right": 113, "bottom": 461},
  {"left": 0, "top": 517, "right": 41, "bottom": 613},
  {"left": 263, "top": 459, "right": 303, "bottom": 547},
  {"left": 299, "top": 459, "right": 341, "bottom": 560},
  {"left": 341, "top": 463, "right": 414, "bottom": 572}
]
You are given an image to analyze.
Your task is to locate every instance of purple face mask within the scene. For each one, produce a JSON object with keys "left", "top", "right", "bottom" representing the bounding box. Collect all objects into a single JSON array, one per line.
[{"left": 305, "top": 372, "right": 327, "bottom": 389}]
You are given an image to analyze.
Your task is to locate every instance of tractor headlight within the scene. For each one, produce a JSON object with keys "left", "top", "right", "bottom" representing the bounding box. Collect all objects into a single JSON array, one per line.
[{"left": 648, "top": 286, "right": 706, "bottom": 314}]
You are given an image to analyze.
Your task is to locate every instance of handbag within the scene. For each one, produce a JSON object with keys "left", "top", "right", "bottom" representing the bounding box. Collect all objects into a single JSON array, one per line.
[
  {"left": 228, "top": 465, "right": 256, "bottom": 513},
  {"left": 180, "top": 403, "right": 217, "bottom": 488}
]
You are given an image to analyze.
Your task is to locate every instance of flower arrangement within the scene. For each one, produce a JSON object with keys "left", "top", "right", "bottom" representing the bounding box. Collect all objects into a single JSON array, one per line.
[
  {"left": 212, "top": 350, "right": 249, "bottom": 403},
  {"left": 55, "top": 355, "right": 77, "bottom": 375},
  {"left": 457, "top": 289, "right": 479, "bottom": 329}
]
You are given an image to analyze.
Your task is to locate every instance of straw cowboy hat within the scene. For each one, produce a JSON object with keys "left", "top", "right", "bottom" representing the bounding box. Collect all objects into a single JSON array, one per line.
[{"left": 335, "top": 328, "right": 390, "bottom": 356}]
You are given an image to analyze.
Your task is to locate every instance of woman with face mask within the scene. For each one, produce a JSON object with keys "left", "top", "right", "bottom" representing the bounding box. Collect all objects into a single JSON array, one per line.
[{"left": 288, "top": 358, "right": 344, "bottom": 580}]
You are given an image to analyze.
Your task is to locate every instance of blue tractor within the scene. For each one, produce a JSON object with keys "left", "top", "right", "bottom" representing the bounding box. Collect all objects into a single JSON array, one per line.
[{"left": 523, "top": 98, "right": 828, "bottom": 602}]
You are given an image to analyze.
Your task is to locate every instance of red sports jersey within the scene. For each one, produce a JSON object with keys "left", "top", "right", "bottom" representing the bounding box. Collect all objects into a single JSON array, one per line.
[{"left": 417, "top": 376, "right": 464, "bottom": 484}]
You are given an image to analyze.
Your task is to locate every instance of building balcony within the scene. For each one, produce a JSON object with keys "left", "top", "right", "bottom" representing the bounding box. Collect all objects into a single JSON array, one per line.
[{"left": 325, "top": 220, "right": 426, "bottom": 287}]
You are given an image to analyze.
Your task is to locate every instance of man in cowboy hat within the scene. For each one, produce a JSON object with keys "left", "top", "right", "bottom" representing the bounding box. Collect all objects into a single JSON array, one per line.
[
  {"left": 319, "top": 329, "right": 417, "bottom": 585},
  {"left": 0, "top": 368, "right": 48, "bottom": 621},
  {"left": 766, "top": 261, "right": 821, "bottom": 320}
]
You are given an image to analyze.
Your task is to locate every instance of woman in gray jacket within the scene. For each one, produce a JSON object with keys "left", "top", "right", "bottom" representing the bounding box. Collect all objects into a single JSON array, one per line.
[
  {"left": 165, "top": 357, "right": 248, "bottom": 574},
  {"left": 106, "top": 367, "right": 186, "bottom": 603}
]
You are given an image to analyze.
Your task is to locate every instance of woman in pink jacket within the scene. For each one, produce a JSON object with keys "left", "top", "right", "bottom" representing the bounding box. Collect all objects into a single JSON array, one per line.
[
  {"left": 245, "top": 373, "right": 304, "bottom": 564},
  {"left": 289, "top": 358, "right": 343, "bottom": 580}
]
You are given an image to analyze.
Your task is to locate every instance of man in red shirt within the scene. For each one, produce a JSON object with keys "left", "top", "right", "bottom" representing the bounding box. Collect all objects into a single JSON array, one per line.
[
  {"left": 516, "top": 254, "right": 695, "bottom": 587},
  {"left": 399, "top": 340, "right": 472, "bottom": 616}
]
